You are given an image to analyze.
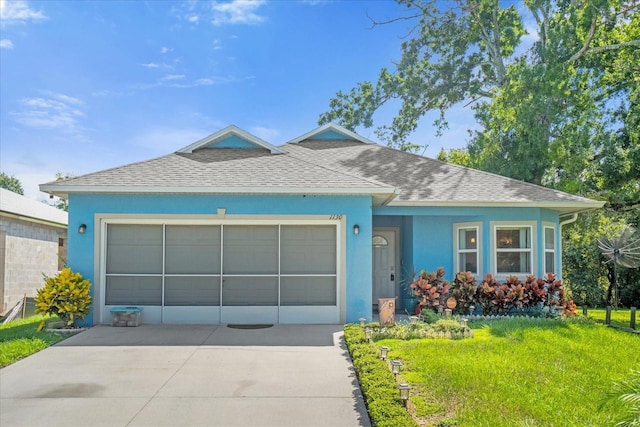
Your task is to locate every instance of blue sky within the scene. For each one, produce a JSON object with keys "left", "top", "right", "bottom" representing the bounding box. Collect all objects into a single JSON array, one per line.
[{"left": 1, "top": 0, "right": 480, "bottom": 200}]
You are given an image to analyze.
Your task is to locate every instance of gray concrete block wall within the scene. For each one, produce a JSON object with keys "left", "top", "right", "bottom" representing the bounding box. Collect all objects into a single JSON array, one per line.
[{"left": 0, "top": 217, "right": 67, "bottom": 314}]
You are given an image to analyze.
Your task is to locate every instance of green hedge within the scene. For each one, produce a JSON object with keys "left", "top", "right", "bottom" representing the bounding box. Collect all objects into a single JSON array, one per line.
[{"left": 344, "top": 324, "right": 417, "bottom": 427}]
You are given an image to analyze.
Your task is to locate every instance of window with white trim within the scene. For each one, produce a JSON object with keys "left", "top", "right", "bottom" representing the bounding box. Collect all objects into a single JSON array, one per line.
[
  {"left": 494, "top": 225, "right": 533, "bottom": 275},
  {"left": 544, "top": 225, "right": 556, "bottom": 274},
  {"left": 454, "top": 223, "right": 481, "bottom": 275}
]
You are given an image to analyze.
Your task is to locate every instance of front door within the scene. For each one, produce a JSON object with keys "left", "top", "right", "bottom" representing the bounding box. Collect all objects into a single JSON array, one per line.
[{"left": 372, "top": 229, "right": 397, "bottom": 305}]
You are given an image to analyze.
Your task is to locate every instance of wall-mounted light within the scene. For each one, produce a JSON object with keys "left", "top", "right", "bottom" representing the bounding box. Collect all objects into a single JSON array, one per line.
[
  {"left": 353, "top": 224, "right": 360, "bottom": 235},
  {"left": 78, "top": 224, "right": 87, "bottom": 234}
]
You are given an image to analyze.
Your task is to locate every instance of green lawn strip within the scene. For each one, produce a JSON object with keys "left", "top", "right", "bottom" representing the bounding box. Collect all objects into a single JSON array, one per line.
[
  {"left": 377, "top": 318, "right": 639, "bottom": 427},
  {"left": 587, "top": 308, "right": 635, "bottom": 329},
  {"left": 0, "top": 315, "right": 69, "bottom": 368}
]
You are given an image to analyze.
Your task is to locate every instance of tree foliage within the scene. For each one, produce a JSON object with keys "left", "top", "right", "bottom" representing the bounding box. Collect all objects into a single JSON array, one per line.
[
  {"left": 0, "top": 172, "right": 24, "bottom": 195},
  {"left": 321, "top": 0, "right": 640, "bottom": 305}
]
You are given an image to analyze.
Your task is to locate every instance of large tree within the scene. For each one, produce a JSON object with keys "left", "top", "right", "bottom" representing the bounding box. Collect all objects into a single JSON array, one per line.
[
  {"left": 320, "top": 0, "right": 640, "bottom": 305},
  {"left": 0, "top": 172, "right": 24, "bottom": 195}
]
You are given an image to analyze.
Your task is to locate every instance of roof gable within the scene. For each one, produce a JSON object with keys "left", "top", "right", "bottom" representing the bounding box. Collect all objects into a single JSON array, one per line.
[
  {"left": 287, "top": 123, "right": 376, "bottom": 145},
  {"left": 177, "top": 125, "right": 285, "bottom": 154}
]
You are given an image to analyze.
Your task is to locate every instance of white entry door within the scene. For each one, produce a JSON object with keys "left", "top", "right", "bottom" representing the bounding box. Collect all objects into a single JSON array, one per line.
[{"left": 372, "top": 229, "right": 397, "bottom": 304}]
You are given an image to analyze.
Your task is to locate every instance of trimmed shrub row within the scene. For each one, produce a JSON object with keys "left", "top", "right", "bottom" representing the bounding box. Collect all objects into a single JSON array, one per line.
[{"left": 343, "top": 324, "right": 417, "bottom": 427}]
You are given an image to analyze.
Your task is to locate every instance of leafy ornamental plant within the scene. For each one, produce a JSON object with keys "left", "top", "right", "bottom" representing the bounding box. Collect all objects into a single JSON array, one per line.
[
  {"left": 35, "top": 268, "right": 92, "bottom": 329},
  {"left": 410, "top": 268, "right": 449, "bottom": 314}
]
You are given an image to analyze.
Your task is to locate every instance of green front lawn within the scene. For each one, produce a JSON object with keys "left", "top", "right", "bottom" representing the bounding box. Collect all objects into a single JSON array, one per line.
[
  {"left": 587, "top": 308, "right": 635, "bottom": 329},
  {"left": 374, "top": 318, "right": 640, "bottom": 426},
  {"left": 0, "top": 315, "right": 69, "bottom": 367}
]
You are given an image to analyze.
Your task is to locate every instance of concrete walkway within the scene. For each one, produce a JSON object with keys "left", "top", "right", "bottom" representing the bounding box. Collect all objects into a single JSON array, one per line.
[{"left": 0, "top": 325, "right": 371, "bottom": 427}]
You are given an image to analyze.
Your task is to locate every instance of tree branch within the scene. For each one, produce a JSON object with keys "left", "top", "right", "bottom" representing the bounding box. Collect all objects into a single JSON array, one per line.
[{"left": 569, "top": 15, "right": 599, "bottom": 63}]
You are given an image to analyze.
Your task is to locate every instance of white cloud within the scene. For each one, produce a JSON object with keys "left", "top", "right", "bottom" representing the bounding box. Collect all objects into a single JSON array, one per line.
[
  {"left": 250, "top": 125, "right": 280, "bottom": 142},
  {"left": 0, "top": 38, "right": 13, "bottom": 48},
  {"left": 160, "top": 46, "right": 171, "bottom": 54},
  {"left": 212, "top": 38, "right": 222, "bottom": 50},
  {"left": 187, "top": 14, "right": 199, "bottom": 23},
  {"left": 141, "top": 62, "right": 160, "bottom": 68},
  {"left": 211, "top": 0, "right": 266, "bottom": 26},
  {"left": 0, "top": 0, "right": 47, "bottom": 25},
  {"left": 162, "top": 74, "right": 186, "bottom": 81},
  {"left": 11, "top": 92, "right": 87, "bottom": 133}
]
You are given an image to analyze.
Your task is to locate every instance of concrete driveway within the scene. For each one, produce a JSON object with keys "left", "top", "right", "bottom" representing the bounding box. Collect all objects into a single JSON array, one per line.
[{"left": 0, "top": 325, "right": 371, "bottom": 427}]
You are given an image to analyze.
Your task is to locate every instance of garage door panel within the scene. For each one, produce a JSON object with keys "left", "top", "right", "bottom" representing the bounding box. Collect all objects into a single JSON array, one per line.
[
  {"left": 223, "top": 226, "right": 278, "bottom": 274},
  {"left": 165, "top": 226, "right": 221, "bottom": 274},
  {"left": 164, "top": 276, "right": 220, "bottom": 306},
  {"left": 280, "top": 276, "right": 336, "bottom": 306},
  {"left": 281, "top": 225, "right": 336, "bottom": 274},
  {"left": 222, "top": 276, "right": 278, "bottom": 306},
  {"left": 105, "top": 276, "right": 162, "bottom": 305},
  {"left": 107, "top": 225, "right": 163, "bottom": 274}
]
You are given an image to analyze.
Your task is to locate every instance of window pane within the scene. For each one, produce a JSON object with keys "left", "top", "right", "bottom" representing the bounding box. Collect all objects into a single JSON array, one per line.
[
  {"left": 281, "top": 225, "right": 336, "bottom": 274},
  {"left": 459, "top": 252, "right": 478, "bottom": 274},
  {"left": 545, "top": 253, "right": 555, "bottom": 274},
  {"left": 459, "top": 228, "right": 477, "bottom": 250},
  {"left": 164, "top": 276, "right": 220, "bottom": 306},
  {"left": 545, "top": 227, "right": 555, "bottom": 250},
  {"left": 107, "top": 225, "right": 162, "bottom": 274},
  {"left": 223, "top": 226, "right": 278, "bottom": 274},
  {"left": 222, "top": 276, "right": 278, "bottom": 306},
  {"left": 165, "top": 225, "right": 221, "bottom": 274},
  {"left": 497, "top": 252, "right": 531, "bottom": 273},
  {"left": 496, "top": 227, "right": 530, "bottom": 249},
  {"left": 106, "top": 276, "right": 162, "bottom": 305},
  {"left": 281, "top": 276, "right": 336, "bottom": 306}
]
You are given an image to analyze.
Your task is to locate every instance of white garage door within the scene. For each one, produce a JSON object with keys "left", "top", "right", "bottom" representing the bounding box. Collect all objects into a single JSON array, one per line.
[{"left": 103, "top": 222, "right": 339, "bottom": 324}]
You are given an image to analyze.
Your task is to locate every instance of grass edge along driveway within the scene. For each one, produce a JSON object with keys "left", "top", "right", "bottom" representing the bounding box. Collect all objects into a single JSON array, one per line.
[{"left": 0, "top": 316, "right": 69, "bottom": 368}]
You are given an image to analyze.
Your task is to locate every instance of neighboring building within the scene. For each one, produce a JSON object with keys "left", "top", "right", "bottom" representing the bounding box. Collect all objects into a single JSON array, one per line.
[
  {"left": 0, "top": 188, "right": 68, "bottom": 315},
  {"left": 40, "top": 124, "right": 603, "bottom": 325}
]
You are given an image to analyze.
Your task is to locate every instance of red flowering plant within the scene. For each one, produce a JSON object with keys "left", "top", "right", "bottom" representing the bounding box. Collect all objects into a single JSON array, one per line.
[
  {"left": 410, "top": 267, "right": 450, "bottom": 315},
  {"left": 477, "top": 274, "right": 500, "bottom": 315}
]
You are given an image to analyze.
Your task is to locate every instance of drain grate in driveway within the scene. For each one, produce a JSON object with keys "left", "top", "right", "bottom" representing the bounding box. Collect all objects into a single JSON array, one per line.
[{"left": 227, "top": 324, "right": 273, "bottom": 330}]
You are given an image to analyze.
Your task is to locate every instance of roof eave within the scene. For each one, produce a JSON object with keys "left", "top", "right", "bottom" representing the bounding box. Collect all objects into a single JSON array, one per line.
[
  {"left": 39, "top": 184, "right": 396, "bottom": 199},
  {"left": 387, "top": 199, "right": 605, "bottom": 213}
]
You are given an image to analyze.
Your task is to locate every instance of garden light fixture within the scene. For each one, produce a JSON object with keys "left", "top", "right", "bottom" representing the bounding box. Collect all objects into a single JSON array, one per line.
[
  {"left": 78, "top": 224, "right": 87, "bottom": 234},
  {"left": 379, "top": 346, "right": 390, "bottom": 360},
  {"left": 391, "top": 359, "right": 402, "bottom": 375},
  {"left": 359, "top": 317, "right": 366, "bottom": 327},
  {"left": 365, "top": 328, "right": 372, "bottom": 340},
  {"left": 409, "top": 316, "right": 418, "bottom": 324},
  {"left": 398, "top": 383, "right": 411, "bottom": 405}
]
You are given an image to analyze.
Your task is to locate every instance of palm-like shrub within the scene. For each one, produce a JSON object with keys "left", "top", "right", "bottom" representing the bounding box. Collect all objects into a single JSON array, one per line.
[{"left": 602, "top": 370, "right": 640, "bottom": 427}]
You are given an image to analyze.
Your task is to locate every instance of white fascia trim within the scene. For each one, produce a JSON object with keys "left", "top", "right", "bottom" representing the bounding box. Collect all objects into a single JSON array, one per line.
[
  {"left": 40, "top": 184, "right": 397, "bottom": 196},
  {"left": 0, "top": 211, "right": 68, "bottom": 228},
  {"left": 177, "top": 125, "right": 285, "bottom": 155},
  {"left": 287, "top": 123, "right": 377, "bottom": 145},
  {"left": 387, "top": 200, "right": 605, "bottom": 211}
]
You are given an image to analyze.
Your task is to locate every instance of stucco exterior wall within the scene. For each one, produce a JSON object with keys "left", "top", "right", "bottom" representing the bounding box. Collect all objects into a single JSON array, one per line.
[
  {"left": 68, "top": 193, "right": 373, "bottom": 325},
  {"left": 0, "top": 217, "right": 67, "bottom": 314}
]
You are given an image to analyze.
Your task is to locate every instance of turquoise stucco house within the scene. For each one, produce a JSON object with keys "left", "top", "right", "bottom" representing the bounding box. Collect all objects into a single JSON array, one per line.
[{"left": 40, "top": 123, "right": 603, "bottom": 325}]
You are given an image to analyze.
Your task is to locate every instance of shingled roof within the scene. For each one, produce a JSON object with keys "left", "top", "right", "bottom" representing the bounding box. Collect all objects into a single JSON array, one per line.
[
  {"left": 40, "top": 123, "right": 603, "bottom": 213},
  {"left": 0, "top": 188, "right": 68, "bottom": 227}
]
